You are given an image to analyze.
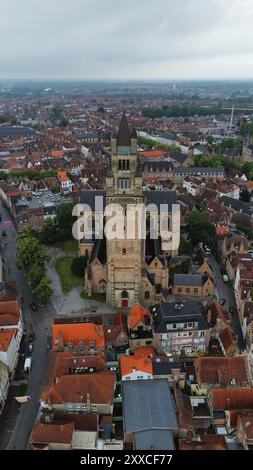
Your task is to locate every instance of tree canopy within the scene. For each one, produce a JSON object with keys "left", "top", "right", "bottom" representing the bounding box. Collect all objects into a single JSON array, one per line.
[
  {"left": 185, "top": 209, "right": 216, "bottom": 247},
  {"left": 16, "top": 228, "right": 52, "bottom": 303}
]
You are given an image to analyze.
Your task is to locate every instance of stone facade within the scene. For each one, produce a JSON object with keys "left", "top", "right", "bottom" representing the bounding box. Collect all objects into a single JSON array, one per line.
[{"left": 82, "top": 113, "right": 179, "bottom": 309}]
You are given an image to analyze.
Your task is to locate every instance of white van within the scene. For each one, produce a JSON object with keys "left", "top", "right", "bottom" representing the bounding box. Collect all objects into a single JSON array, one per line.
[{"left": 24, "top": 357, "right": 32, "bottom": 373}]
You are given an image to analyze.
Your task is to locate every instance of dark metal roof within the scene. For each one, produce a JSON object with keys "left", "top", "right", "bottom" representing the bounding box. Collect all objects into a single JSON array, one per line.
[
  {"left": 174, "top": 166, "right": 225, "bottom": 175},
  {"left": 150, "top": 299, "right": 209, "bottom": 333},
  {"left": 134, "top": 429, "right": 175, "bottom": 450},
  {"left": 79, "top": 190, "right": 106, "bottom": 211},
  {"left": 0, "top": 126, "right": 35, "bottom": 137},
  {"left": 174, "top": 272, "right": 208, "bottom": 286},
  {"left": 219, "top": 195, "right": 253, "bottom": 217},
  {"left": 153, "top": 360, "right": 185, "bottom": 376},
  {"left": 122, "top": 379, "right": 178, "bottom": 434},
  {"left": 143, "top": 190, "right": 177, "bottom": 210}
]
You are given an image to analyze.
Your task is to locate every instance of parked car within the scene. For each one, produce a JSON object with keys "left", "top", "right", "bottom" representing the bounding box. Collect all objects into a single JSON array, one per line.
[
  {"left": 205, "top": 246, "right": 211, "bottom": 256},
  {"left": 28, "top": 343, "right": 33, "bottom": 354},
  {"left": 24, "top": 357, "right": 32, "bottom": 373},
  {"left": 30, "top": 302, "right": 38, "bottom": 312},
  {"left": 219, "top": 298, "right": 226, "bottom": 306}
]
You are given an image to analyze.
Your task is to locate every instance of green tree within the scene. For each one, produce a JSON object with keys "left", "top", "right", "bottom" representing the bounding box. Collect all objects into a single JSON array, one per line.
[
  {"left": 27, "top": 264, "right": 45, "bottom": 289},
  {"left": 0, "top": 171, "right": 8, "bottom": 181},
  {"left": 185, "top": 209, "right": 215, "bottom": 247},
  {"left": 16, "top": 231, "right": 48, "bottom": 272},
  {"left": 207, "top": 135, "right": 214, "bottom": 145},
  {"left": 55, "top": 203, "right": 74, "bottom": 238},
  {"left": 41, "top": 218, "right": 57, "bottom": 244},
  {"left": 71, "top": 255, "right": 88, "bottom": 278},
  {"left": 34, "top": 276, "right": 53, "bottom": 302}
]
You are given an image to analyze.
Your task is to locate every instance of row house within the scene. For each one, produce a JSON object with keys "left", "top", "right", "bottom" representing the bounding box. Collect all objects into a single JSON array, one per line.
[
  {"left": 205, "top": 200, "right": 230, "bottom": 225},
  {"left": 234, "top": 269, "right": 253, "bottom": 325},
  {"left": 52, "top": 322, "right": 105, "bottom": 354},
  {"left": 195, "top": 356, "right": 252, "bottom": 391},
  {"left": 219, "top": 196, "right": 253, "bottom": 228},
  {"left": 174, "top": 166, "right": 225, "bottom": 184},
  {"left": 0, "top": 282, "right": 23, "bottom": 412},
  {"left": 207, "top": 387, "right": 253, "bottom": 433},
  {"left": 127, "top": 303, "right": 153, "bottom": 351},
  {"left": 217, "top": 232, "right": 248, "bottom": 264},
  {"left": 172, "top": 272, "right": 215, "bottom": 299},
  {"left": 150, "top": 300, "right": 211, "bottom": 356},
  {"left": 225, "top": 251, "right": 253, "bottom": 282},
  {"left": 40, "top": 371, "right": 116, "bottom": 416},
  {"left": 142, "top": 161, "right": 173, "bottom": 181}
]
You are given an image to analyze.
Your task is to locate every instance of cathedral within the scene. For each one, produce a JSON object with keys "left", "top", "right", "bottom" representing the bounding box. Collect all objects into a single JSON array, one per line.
[{"left": 79, "top": 112, "right": 180, "bottom": 309}]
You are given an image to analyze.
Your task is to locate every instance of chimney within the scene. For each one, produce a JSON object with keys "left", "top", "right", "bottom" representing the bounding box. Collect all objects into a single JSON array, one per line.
[{"left": 87, "top": 392, "right": 91, "bottom": 407}]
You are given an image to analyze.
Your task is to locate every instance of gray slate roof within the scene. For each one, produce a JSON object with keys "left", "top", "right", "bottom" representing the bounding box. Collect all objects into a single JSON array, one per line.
[
  {"left": 122, "top": 379, "right": 178, "bottom": 434},
  {"left": 0, "top": 126, "right": 35, "bottom": 137},
  {"left": 219, "top": 195, "right": 253, "bottom": 217},
  {"left": 143, "top": 190, "right": 177, "bottom": 210},
  {"left": 79, "top": 190, "right": 106, "bottom": 211},
  {"left": 174, "top": 166, "right": 225, "bottom": 175},
  {"left": 134, "top": 429, "right": 175, "bottom": 450},
  {"left": 150, "top": 300, "right": 209, "bottom": 333},
  {"left": 174, "top": 272, "right": 207, "bottom": 286}
]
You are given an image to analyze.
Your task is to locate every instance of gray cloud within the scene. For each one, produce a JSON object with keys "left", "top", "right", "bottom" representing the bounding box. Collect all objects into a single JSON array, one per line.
[{"left": 0, "top": 0, "right": 253, "bottom": 79}]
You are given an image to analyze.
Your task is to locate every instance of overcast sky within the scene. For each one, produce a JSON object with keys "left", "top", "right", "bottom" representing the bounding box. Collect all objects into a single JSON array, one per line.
[{"left": 1, "top": 0, "right": 253, "bottom": 80}]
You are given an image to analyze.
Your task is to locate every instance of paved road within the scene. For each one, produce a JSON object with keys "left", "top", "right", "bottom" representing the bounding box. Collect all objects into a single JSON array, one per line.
[
  {"left": 0, "top": 201, "right": 55, "bottom": 450},
  {"left": 209, "top": 254, "right": 245, "bottom": 351}
]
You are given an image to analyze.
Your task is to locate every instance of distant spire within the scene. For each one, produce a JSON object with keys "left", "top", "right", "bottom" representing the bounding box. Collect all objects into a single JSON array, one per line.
[
  {"left": 131, "top": 127, "right": 137, "bottom": 139},
  {"left": 111, "top": 127, "right": 117, "bottom": 139},
  {"left": 117, "top": 110, "right": 131, "bottom": 146}
]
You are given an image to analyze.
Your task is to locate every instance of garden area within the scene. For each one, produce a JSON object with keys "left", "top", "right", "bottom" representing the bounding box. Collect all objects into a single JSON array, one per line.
[
  {"left": 52, "top": 238, "right": 78, "bottom": 252},
  {"left": 55, "top": 256, "right": 84, "bottom": 294}
]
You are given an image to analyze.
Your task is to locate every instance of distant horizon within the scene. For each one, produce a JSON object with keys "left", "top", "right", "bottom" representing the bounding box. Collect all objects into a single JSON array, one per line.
[{"left": 2, "top": 78, "right": 253, "bottom": 83}]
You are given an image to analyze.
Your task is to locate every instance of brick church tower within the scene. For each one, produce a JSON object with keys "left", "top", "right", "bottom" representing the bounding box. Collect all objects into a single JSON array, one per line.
[{"left": 106, "top": 111, "right": 144, "bottom": 308}]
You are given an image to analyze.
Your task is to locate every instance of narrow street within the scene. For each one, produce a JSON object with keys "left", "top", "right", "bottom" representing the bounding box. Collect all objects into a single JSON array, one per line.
[
  {"left": 0, "top": 200, "right": 115, "bottom": 449},
  {"left": 209, "top": 254, "right": 245, "bottom": 351},
  {"left": 0, "top": 201, "right": 55, "bottom": 450}
]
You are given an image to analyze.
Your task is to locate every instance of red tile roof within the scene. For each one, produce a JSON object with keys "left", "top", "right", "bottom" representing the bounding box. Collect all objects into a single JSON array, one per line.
[
  {"left": 195, "top": 356, "right": 250, "bottom": 387},
  {"left": 219, "top": 327, "right": 237, "bottom": 353},
  {"left": 0, "top": 328, "right": 15, "bottom": 351},
  {"left": 32, "top": 421, "right": 74, "bottom": 444},
  {"left": 120, "top": 354, "right": 152, "bottom": 377},
  {"left": 179, "top": 435, "right": 227, "bottom": 450},
  {"left": 237, "top": 415, "right": 253, "bottom": 440},
  {"left": 139, "top": 150, "right": 166, "bottom": 158},
  {"left": 0, "top": 300, "right": 20, "bottom": 326},
  {"left": 41, "top": 371, "right": 116, "bottom": 405},
  {"left": 211, "top": 388, "right": 253, "bottom": 410},
  {"left": 45, "top": 351, "right": 106, "bottom": 385},
  {"left": 52, "top": 323, "right": 105, "bottom": 351},
  {"left": 128, "top": 303, "right": 150, "bottom": 330}
]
